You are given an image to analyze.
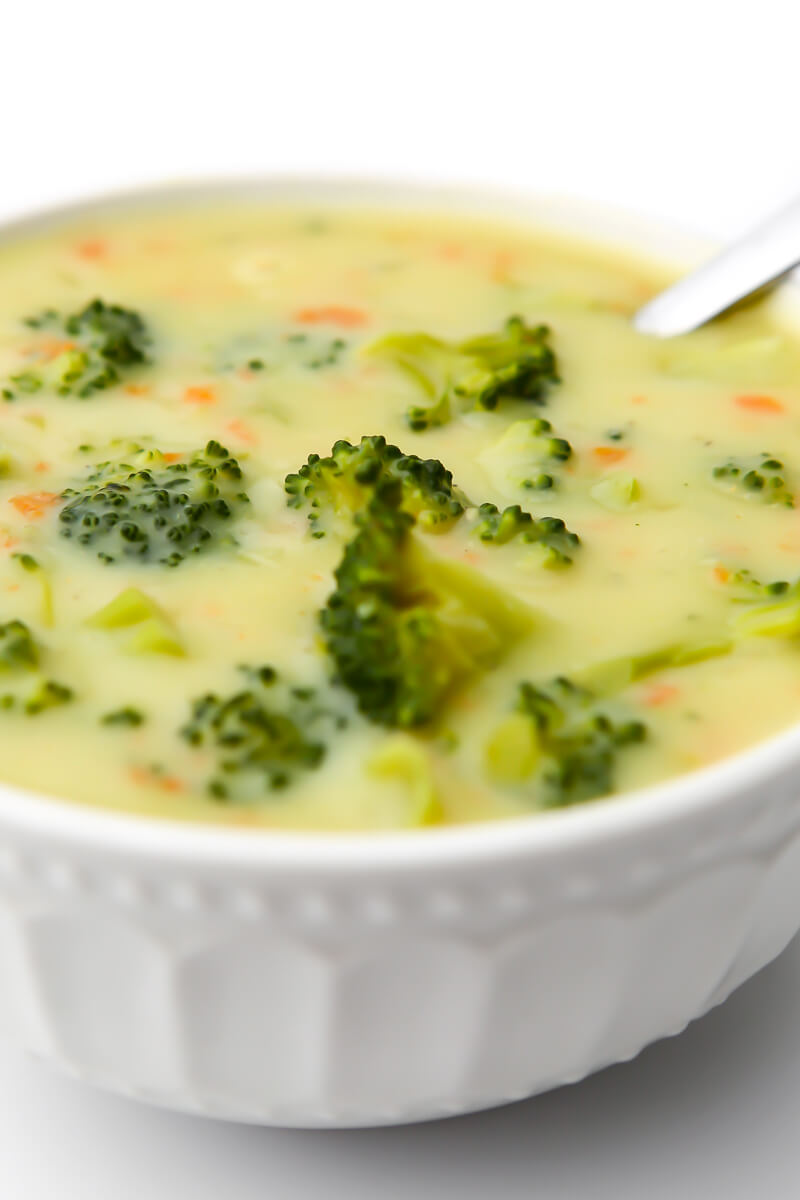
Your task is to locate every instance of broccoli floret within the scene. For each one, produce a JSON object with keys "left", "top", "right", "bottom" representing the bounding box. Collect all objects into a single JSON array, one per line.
[
  {"left": 472, "top": 503, "right": 580, "bottom": 566},
  {"left": 102, "top": 707, "right": 145, "bottom": 727},
  {"left": 486, "top": 676, "right": 646, "bottom": 807},
  {"left": 367, "top": 315, "right": 559, "bottom": 431},
  {"left": 575, "top": 639, "right": 733, "bottom": 693},
  {"left": 215, "top": 330, "right": 349, "bottom": 375},
  {"left": 7, "top": 299, "right": 150, "bottom": 399},
  {"left": 285, "top": 434, "right": 467, "bottom": 536},
  {"left": 716, "top": 569, "right": 800, "bottom": 638},
  {"left": 320, "top": 481, "right": 534, "bottom": 728},
  {"left": 0, "top": 619, "right": 39, "bottom": 672},
  {"left": 0, "top": 620, "right": 73, "bottom": 715},
  {"left": 724, "top": 569, "right": 796, "bottom": 602},
  {"left": 477, "top": 417, "right": 572, "bottom": 496},
  {"left": 59, "top": 441, "right": 250, "bottom": 567},
  {"left": 712, "top": 453, "right": 794, "bottom": 507},
  {"left": 180, "top": 665, "right": 335, "bottom": 798},
  {"left": 590, "top": 475, "right": 641, "bottom": 511},
  {"left": 25, "top": 680, "right": 74, "bottom": 715}
]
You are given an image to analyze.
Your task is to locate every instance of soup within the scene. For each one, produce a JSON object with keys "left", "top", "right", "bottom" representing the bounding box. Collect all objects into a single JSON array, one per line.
[{"left": 0, "top": 198, "right": 799, "bottom": 830}]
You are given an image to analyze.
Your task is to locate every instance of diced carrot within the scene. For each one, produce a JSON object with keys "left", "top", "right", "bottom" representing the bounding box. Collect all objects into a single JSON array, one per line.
[
  {"left": 162, "top": 452, "right": 182, "bottom": 464},
  {"left": 735, "top": 394, "right": 785, "bottom": 414},
  {"left": 293, "top": 305, "right": 368, "bottom": 329},
  {"left": 129, "top": 766, "right": 184, "bottom": 793},
  {"left": 712, "top": 565, "right": 730, "bottom": 584},
  {"left": 34, "top": 462, "right": 49, "bottom": 473},
  {"left": 642, "top": 683, "right": 680, "bottom": 707},
  {"left": 490, "top": 249, "right": 515, "bottom": 283},
  {"left": 9, "top": 492, "right": 58, "bottom": 518},
  {"left": 592, "top": 446, "right": 629, "bottom": 465},
  {"left": 0, "top": 535, "right": 18, "bottom": 550},
  {"left": 142, "top": 237, "right": 174, "bottom": 254},
  {"left": 438, "top": 242, "right": 466, "bottom": 262},
  {"left": 39, "top": 338, "right": 76, "bottom": 362},
  {"left": 183, "top": 385, "right": 216, "bottom": 405},
  {"left": 199, "top": 602, "right": 224, "bottom": 619},
  {"left": 124, "top": 383, "right": 151, "bottom": 396},
  {"left": 631, "top": 395, "right": 647, "bottom": 406},
  {"left": 226, "top": 418, "right": 258, "bottom": 446},
  {"left": 75, "top": 238, "right": 108, "bottom": 261}
]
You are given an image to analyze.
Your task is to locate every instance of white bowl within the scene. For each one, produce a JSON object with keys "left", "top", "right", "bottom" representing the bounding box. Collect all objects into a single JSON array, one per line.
[{"left": 1, "top": 177, "right": 799, "bottom": 1129}]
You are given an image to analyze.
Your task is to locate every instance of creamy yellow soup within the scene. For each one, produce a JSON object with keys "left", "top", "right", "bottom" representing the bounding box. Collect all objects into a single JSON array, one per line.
[{"left": 0, "top": 200, "right": 800, "bottom": 831}]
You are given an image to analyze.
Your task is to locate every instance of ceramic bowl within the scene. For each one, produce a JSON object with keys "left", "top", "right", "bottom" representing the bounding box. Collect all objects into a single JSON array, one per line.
[{"left": 1, "top": 177, "right": 799, "bottom": 1128}]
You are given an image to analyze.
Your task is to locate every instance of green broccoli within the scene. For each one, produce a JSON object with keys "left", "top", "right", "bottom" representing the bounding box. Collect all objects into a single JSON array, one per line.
[
  {"left": 215, "top": 330, "right": 349, "bottom": 375},
  {"left": 59, "top": 441, "right": 250, "bottom": 567},
  {"left": 320, "top": 481, "right": 534, "bottom": 728},
  {"left": 0, "top": 619, "right": 39, "bottom": 672},
  {"left": 472, "top": 503, "right": 580, "bottom": 566},
  {"left": 6, "top": 299, "right": 150, "bottom": 400},
  {"left": 285, "top": 434, "right": 468, "bottom": 536},
  {"left": 477, "top": 417, "right": 573, "bottom": 495},
  {"left": 101, "top": 707, "right": 145, "bottom": 727},
  {"left": 712, "top": 453, "right": 794, "bottom": 507},
  {"left": 180, "top": 665, "right": 337, "bottom": 798},
  {"left": 367, "top": 315, "right": 559, "bottom": 431},
  {"left": 25, "top": 680, "right": 74, "bottom": 715},
  {"left": 716, "top": 569, "right": 800, "bottom": 639},
  {"left": 486, "top": 676, "right": 646, "bottom": 806},
  {"left": 724, "top": 569, "right": 796, "bottom": 602},
  {"left": 0, "top": 619, "right": 73, "bottom": 715},
  {"left": 574, "top": 638, "right": 733, "bottom": 694}
]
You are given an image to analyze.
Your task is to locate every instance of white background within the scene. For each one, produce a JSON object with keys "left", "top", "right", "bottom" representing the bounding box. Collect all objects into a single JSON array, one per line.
[{"left": 2, "top": 1, "right": 800, "bottom": 1195}]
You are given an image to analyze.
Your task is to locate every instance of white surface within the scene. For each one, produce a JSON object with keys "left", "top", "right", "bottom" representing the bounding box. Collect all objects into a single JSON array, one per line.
[
  {"left": 2, "top": 0, "right": 800, "bottom": 1191},
  {"left": 3, "top": 935, "right": 800, "bottom": 1199}
]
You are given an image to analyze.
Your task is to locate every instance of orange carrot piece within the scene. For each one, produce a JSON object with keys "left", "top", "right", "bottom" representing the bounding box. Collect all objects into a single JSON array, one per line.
[
  {"left": 490, "top": 249, "right": 515, "bottom": 283},
  {"left": 735, "top": 394, "right": 785, "bottom": 414},
  {"left": 38, "top": 338, "right": 76, "bottom": 362},
  {"left": 199, "top": 602, "right": 225, "bottom": 619},
  {"left": 293, "top": 305, "right": 368, "bottom": 329},
  {"left": 162, "top": 452, "right": 182, "bottom": 464},
  {"left": 226, "top": 419, "right": 258, "bottom": 446},
  {"left": 75, "top": 238, "right": 108, "bottom": 261},
  {"left": 9, "top": 492, "right": 58, "bottom": 518},
  {"left": 642, "top": 683, "right": 680, "bottom": 707},
  {"left": 631, "top": 394, "right": 647, "bottom": 406},
  {"left": 183, "top": 385, "right": 217, "bottom": 405},
  {"left": 129, "top": 766, "right": 184, "bottom": 793},
  {"left": 124, "top": 383, "right": 151, "bottom": 396},
  {"left": 34, "top": 462, "right": 49, "bottom": 473},
  {"left": 437, "top": 242, "right": 466, "bottom": 262},
  {"left": 592, "top": 446, "right": 629, "bottom": 465},
  {"left": 712, "top": 565, "right": 730, "bottom": 584}
]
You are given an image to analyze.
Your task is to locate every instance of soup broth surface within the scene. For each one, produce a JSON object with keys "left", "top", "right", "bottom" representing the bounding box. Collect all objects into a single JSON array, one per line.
[{"left": 0, "top": 199, "right": 799, "bottom": 829}]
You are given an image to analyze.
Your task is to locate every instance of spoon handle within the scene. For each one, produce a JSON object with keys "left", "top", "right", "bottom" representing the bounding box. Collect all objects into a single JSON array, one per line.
[{"left": 634, "top": 197, "right": 800, "bottom": 338}]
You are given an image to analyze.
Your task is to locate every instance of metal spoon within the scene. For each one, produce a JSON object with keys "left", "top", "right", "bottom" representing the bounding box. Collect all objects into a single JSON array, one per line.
[{"left": 633, "top": 197, "right": 800, "bottom": 338}]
